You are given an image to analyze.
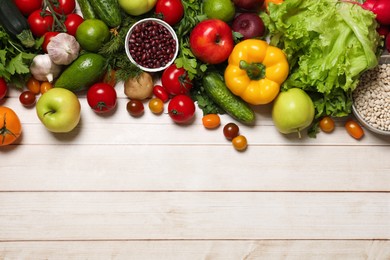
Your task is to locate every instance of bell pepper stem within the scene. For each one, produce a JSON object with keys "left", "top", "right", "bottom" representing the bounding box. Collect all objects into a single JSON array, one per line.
[{"left": 239, "top": 60, "right": 266, "bottom": 80}]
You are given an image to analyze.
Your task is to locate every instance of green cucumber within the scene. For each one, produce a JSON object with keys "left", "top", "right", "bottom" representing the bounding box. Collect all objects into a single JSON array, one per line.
[
  {"left": 203, "top": 72, "right": 256, "bottom": 125},
  {"left": 54, "top": 53, "right": 107, "bottom": 92},
  {"left": 77, "top": 0, "right": 97, "bottom": 20},
  {"left": 89, "top": 0, "right": 122, "bottom": 28}
]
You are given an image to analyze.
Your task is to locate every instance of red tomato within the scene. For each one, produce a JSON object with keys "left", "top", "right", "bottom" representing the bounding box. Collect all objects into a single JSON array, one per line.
[
  {"left": 42, "top": 31, "right": 59, "bottom": 53},
  {"left": 28, "top": 9, "right": 54, "bottom": 37},
  {"left": 168, "top": 95, "right": 196, "bottom": 124},
  {"left": 87, "top": 83, "right": 117, "bottom": 113},
  {"left": 64, "top": 13, "right": 84, "bottom": 36},
  {"left": 50, "top": 0, "right": 76, "bottom": 15},
  {"left": 19, "top": 91, "right": 36, "bottom": 107},
  {"left": 13, "top": 0, "right": 42, "bottom": 17},
  {"left": 161, "top": 64, "right": 193, "bottom": 96},
  {"left": 153, "top": 85, "right": 169, "bottom": 103},
  {"left": 0, "top": 77, "right": 7, "bottom": 100},
  {"left": 155, "top": 0, "right": 184, "bottom": 26}
]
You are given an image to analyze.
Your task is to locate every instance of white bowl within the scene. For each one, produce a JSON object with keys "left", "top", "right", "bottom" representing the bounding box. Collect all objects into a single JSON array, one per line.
[
  {"left": 352, "top": 55, "right": 390, "bottom": 136},
  {"left": 125, "top": 18, "right": 179, "bottom": 73}
]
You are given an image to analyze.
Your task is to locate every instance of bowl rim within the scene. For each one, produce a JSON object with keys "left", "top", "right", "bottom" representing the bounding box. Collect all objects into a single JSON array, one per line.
[
  {"left": 352, "top": 54, "right": 390, "bottom": 136},
  {"left": 124, "top": 18, "right": 179, "bottom": 73}
]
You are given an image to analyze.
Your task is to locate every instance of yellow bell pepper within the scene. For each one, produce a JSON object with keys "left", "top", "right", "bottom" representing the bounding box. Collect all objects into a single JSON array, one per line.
[{"left": 224, "top": 39, "right": 289, "bottom": 105}]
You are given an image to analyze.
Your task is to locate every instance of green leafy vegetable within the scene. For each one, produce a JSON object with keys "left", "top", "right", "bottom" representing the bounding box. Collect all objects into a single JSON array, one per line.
[
  {"left": 174, "top": 0, "right": 207, "bottom": 80},
  {"left": 262, "top": 0, "right": 382, "bottom": 120},
  {"left": 0, "top": 26, "right": 37, "bottom": 89}
]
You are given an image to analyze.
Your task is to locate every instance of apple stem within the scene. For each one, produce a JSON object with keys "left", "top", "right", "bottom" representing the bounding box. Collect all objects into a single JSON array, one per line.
[
  {"left": 239, "top": 60, "right": 266, "bottom": 80},
  {"left": 297, "top": 129, "right": 302, "bottom": 139},
  {"left": 43, "top": 110, "right": 55, "bottom": 117}
]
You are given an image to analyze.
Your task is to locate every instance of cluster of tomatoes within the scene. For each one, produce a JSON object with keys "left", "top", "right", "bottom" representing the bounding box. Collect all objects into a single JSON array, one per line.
[
  {"left": 319, "top": 116, "right": 364, "bottom": 140},
  {"left": 15, "top": 0, "right": 83, "bottom": 39},
  {"left": 126, "top": 64, "right": 196, "bottom": 124},
  {"left": 124, "top": 63, "right": 248, "bottom": 151}
]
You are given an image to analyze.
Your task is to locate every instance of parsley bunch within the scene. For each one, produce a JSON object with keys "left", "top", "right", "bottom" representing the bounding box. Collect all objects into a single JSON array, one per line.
[{"left": 0, "top": 26, "right": 37, "bottom": 89}]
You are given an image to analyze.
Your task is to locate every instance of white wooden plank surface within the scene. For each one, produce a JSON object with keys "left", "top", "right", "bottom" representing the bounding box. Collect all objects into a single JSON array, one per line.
[
  {"left": 1, "top": 145, "right": 390, "bottom": 191},
  {"left": 1, "top": 240, "right": 390, "bottom": 259},
  {"left": 1, "top": 192, "right": 389, "bottom": 240}
]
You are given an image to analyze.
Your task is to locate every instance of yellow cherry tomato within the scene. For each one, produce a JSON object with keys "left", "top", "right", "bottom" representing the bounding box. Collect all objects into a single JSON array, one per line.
[
  {"left": 148, "top": 98, "right": 164, "bottom": 114},
  {"left": 232, "top": 135, "right": 248, "bottom": 151}
]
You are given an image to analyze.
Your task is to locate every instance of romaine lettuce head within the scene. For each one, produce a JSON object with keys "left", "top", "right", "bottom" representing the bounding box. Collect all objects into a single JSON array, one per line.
[{"left": 263, "top": 0, "right": 381, "bottom": 118}]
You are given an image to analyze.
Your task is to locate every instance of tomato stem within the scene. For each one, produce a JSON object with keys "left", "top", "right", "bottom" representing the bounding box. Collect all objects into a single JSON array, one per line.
[{"left": 0, "top": 113, "right": 17, "bottom": 145}]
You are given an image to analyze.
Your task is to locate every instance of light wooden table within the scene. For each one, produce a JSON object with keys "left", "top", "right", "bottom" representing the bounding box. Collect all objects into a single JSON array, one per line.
[{"left": 1, "top": 80, "right": 389, "bottom": 259}]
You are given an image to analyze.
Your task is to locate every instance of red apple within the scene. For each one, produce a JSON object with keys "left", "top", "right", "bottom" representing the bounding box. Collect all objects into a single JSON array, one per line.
[
  {"left": 189, "top": 19, "right": 234, "bottom": 64},
  {"left": 231, "top": 13, "right": 265, "bottom": 39},
  {"left": 233, "top": 0, "right": 264, "bottom": 11}
]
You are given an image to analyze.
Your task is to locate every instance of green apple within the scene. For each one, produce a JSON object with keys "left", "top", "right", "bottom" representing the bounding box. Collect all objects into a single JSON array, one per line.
[
  {"left": 36, "top": 88, "right": 81, "bottom": 133},
  {"left": 118, "top": 0, "right": 157, "bottom": 16},
  {"left": 272, "top": 88, "right": 314, "bottom": 137}
]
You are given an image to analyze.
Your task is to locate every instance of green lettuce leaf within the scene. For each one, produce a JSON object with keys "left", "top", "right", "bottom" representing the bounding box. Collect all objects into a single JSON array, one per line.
[{"left": 263, "top": 0, "right": 382, "bottom": 118}]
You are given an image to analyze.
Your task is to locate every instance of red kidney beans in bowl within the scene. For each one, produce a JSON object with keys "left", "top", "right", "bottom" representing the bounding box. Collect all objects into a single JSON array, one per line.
[{"left": 125, "top": 18, "right": 179, "bottom": 72}]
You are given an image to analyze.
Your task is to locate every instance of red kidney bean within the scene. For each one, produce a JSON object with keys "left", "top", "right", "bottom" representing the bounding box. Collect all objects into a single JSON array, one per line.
[{"left": 128, "top": 21, "right": 176, "bottom": 69}]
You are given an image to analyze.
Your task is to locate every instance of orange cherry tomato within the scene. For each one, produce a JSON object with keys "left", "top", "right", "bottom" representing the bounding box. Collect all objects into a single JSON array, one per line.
[
  {"left": 232, "top": 135, "right": 248, "bottom": 151},
  {"left": 202, "top": 114, "right": 221, "bottom": 129},
  {"left": 345, "top": 119, "right": 364, "bottom": 140},
  {"left": 0, "top": 106, "right": 22, "bottom": 146},
  {"left": 26, "top": 77, "right": 41, "bottom": 94},
  {"left": 103, "top": 69, "right": 117, "bottom": 87},
  {"left": 40, "top": 81, "right": 53, "bottom": 94},
  {"left": 148, "top": 98, "right": 164, "bottom": 114},
  {"left": 319, "top": 116, "right": 335, "bottom": 133}
]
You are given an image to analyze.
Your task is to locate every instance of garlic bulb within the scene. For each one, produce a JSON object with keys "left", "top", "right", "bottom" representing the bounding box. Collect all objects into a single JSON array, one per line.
[
  {"left": 47, "top": 33, "right": 80, "bottom": 65},
  {"left": 30, "top": 54, "right": 62, "bottom": 82}
]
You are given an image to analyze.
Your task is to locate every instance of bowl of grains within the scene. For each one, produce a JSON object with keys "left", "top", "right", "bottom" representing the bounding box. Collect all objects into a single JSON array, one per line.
[
  {"left": 352, "top": 54, "right": 390, "bottom": 136},
  {"left": 125, "top": 18, "right": 179, "bottom": 72}
]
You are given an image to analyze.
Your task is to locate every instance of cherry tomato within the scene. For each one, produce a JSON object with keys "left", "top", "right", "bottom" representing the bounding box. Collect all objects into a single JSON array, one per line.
[
  {"left": 64, "top": 13, "right": 84, "bottom": 36},
  {"left": 149, "top": 98, "right": 164, "bottom": 114},
  {"left": 153, "top": 85, "right": 169, "bottom": 103},
  {"left": 345, "top": 119, "right": 364, "bottom": 140},
  {"left": 41, "top": 31, "right": 60, "bottom": 53},
  {"left": 161, "top": 64, "right": 193, "bottom": 96},
  {"left": 40, "top": 81, "right": 53, "bottom": 94},
  {"left": 0, "top": 77, "right": 8, "bottom": 100},
  {"left": 0, "top": 106, "right": 22, "bottom": 146},
  {"left": 87, "top": 83, "right": 117, "bottom": 113},
  {"left": 168, "top": 94, "right": 196, "bottom": 123},
  {"left": 319, "top": 116, "right": 335, "bottom": 133},
  {"left": 13, "top": 0, "right": 42, "bottom": 17},
  {"left": 26, "top": 77, "right": 41, "bottom": 94},
  {"left": 28, "top": 9, "right": 54, "bottom": 37},
  {"left": 50, "top": 0, "right": 76, "bottom": 15},
  {"left": 202, "top": 114, "right": 221, "bottom": 129},
  {"left": 223, "top": 122, "right": 239, "bottom": 140},
  {"left": 127, "top": 100, "right": 144, "bottom": 117},
  {"left": 155, "top": 0, "right": 184, "bottom": 26},
  {"left": 19, "top": 91, "right": 36, "bottom": 107},
  {"left": 232, "top": 135, "right": 248, "bottom": 151}
]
